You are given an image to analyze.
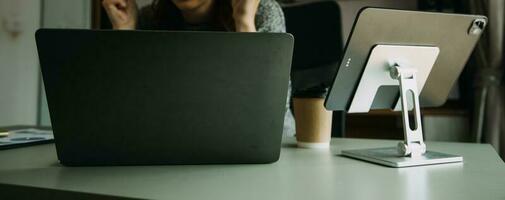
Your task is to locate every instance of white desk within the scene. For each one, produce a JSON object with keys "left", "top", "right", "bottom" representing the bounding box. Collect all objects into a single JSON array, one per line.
[{"left": 0, "top": 137, "right": 504, "bottom": 200}]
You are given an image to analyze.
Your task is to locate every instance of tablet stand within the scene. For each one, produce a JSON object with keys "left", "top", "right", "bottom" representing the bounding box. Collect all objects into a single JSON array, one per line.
[{"left": 341, "top": 45, "right": 463, "bottom": 167}]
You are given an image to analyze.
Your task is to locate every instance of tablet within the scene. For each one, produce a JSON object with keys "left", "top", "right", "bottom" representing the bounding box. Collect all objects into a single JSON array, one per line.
[{"left": 325, "top": 8, "right": 487, "bottom": 111}]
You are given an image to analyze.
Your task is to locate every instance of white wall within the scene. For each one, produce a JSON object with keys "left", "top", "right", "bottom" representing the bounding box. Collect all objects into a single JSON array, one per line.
[
  {"left": 0, "top": 0, "right": 41, "bottom": 126},
  {"left": 0, "top": 0, "right": 91, "bottom": 127},
  {"left": 42, "top": 0, "right": 91, "bottom": 28}
]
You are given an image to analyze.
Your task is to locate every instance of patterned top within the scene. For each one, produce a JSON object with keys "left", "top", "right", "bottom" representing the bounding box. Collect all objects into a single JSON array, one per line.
[
  {"left": 255, "top": 0, "right": 286, "bottom": 33},
  {"left": 138, "top": 0, "right": 286, "bottom": 33}
]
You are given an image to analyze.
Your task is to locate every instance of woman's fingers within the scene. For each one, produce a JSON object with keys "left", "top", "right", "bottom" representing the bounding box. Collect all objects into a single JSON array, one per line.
[
  {"left": 103, "top": 0, "right": 125, "bottom": 20},
  {"left": 102, "top": 0, "right": 126, "bottom": 9},
  {"left": 117, "top": 0, "right": 127, "bottom": 9},
  {"left": 106, "top": 4, "right": 126, "bottom": 21},
  {"left": 102, "top": 0, "right": 137, "bottom": 30}
]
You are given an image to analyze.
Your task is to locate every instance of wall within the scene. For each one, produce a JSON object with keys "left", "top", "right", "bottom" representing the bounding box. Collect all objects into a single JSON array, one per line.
[{"left": 0, "top": 0, "right": 41, "bottom": 126}]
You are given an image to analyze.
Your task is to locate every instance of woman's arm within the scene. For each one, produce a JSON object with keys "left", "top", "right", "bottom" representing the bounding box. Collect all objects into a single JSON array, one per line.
[
  {"left": 102, "top": 0, "right": 138, "bottom": 30},
  {"left": 231, "top": 0, "right": 260, "bottom": 32}
]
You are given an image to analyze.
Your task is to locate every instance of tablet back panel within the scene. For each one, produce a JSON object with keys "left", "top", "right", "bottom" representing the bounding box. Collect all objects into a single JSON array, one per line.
[{"left": 325, "top": 8, "right": 486, "bottom": 111}]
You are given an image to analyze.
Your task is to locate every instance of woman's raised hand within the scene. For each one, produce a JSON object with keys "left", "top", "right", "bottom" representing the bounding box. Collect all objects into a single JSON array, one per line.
[
  {"left": 231, "top": 0, "right": 260, "bottom": 32},
  {"left": 102, "top": 0, "right": 138, "bottom": 30}
]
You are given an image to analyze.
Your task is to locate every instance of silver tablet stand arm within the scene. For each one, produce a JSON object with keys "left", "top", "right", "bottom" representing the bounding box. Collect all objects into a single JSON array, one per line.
[{"left": 389, "top": 63, "right": 427, "bottom": 158}]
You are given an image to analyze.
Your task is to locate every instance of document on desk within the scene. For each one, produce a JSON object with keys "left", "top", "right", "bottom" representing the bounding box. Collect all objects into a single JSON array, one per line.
[
  {"left": 0, "top": 129, "right": 8, "bottom": 137},
  {"left": 0, "top": 128, "right": 53, "bottom": 150}
]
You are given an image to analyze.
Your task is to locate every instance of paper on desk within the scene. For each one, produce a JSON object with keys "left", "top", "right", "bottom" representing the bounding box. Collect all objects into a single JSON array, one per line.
[{"left": 0, "top": 128, "right": 53, "bottom": 146}]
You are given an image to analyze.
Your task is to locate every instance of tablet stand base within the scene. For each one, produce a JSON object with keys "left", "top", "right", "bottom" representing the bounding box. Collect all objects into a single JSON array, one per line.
[{"left": 341, "top": 147, "right": 463, "bottom": 168}]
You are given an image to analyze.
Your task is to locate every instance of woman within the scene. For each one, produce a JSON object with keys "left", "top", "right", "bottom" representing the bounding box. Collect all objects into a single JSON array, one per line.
[
  {"left": 102, "top": 0, "right": 285, "bottom": 32},
  {"left": 102, "top": 0, "right": 296, "bottom": 135}
]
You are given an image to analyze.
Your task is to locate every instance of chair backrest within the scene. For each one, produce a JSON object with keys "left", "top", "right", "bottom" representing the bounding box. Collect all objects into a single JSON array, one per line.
[
  {"left": 283, "top": 1, "right": 345, "bottom": 137},
  {"left": 283, "top": 1, "right": 343, "bottom": 70}
]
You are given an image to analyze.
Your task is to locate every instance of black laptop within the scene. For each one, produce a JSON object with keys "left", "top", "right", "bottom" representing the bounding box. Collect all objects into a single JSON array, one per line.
[{"left": 35, "top": 29, "right": 293, "bottom": 166}]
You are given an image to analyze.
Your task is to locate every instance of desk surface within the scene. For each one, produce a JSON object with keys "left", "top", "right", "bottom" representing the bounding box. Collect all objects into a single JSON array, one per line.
[{"left": 0, "top": 137, "right": 504, "bottom": 200}]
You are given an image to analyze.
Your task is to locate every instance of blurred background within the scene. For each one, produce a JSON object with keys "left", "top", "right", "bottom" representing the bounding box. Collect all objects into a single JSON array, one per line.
[{"left": 0, "top": 0, "right": 503, "bottom": 159}]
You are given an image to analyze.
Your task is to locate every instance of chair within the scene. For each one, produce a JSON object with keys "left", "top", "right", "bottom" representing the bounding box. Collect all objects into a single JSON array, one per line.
[{"left": 283, "top": 0, "right": 345, "bottom": 137}]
